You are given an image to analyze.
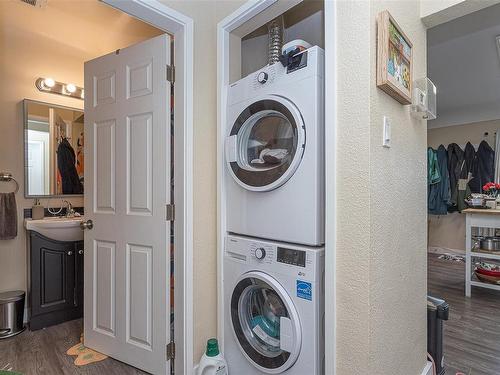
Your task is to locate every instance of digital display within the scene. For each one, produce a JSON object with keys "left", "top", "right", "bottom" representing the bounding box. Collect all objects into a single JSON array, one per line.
[{"left": 277, "top": 247, "right": 306, "bottom": 267}]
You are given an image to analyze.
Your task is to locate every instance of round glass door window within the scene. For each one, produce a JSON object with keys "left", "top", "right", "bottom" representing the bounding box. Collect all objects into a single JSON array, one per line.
[
  {"left": 230, "top": 272, "right": 301, "bottom": 372},
  {"left": 227, "top": 97, "right": 305, "bottom": 191}
]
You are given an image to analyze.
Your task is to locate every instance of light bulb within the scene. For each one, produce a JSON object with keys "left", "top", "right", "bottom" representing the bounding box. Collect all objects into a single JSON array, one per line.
[
  {"left": 80, "top": 89, "right": 85, "bottom": 99},
  {"left": 66, "top": 83, "right": 76, "bottom": 94},
  {"left": 43, "top": 77, "right": 55, "bottom": 88}
]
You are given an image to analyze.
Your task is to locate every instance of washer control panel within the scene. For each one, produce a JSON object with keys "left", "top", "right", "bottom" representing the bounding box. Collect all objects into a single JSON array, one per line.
[{"left": 225, "top": 235, "right": 324, "bottom": 282}]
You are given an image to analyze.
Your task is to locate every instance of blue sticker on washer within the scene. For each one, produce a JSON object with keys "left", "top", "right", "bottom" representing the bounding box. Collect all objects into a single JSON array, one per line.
[{"left": 296, "top": 280, "right": 312, "bottom": 301}]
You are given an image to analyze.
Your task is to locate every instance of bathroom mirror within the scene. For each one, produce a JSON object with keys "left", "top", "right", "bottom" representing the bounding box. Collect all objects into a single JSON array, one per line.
[{"left": 24, "top": 99, "right": 84, "bottom": 198}]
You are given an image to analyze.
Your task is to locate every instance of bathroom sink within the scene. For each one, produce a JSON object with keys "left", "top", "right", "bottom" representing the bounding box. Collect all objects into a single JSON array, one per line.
[{"left": 24, "top": 217, "right": 84, "bottom": 242}]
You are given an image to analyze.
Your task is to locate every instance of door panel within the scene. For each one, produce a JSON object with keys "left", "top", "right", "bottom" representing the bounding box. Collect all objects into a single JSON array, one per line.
[
  {"left": 94, "top": 119, "right": 116, "bottom": 213},
  {"left": 127, "top": 113, "right": 153, "bottom": 215},
  {"left": 126, "top": 244, "right": 152, "bottom": 349},
  {"left": 93, "top": 240, "right": 116, "bottom": 337},
  {"left": 84, "top": 33, "right": 171, "bottom": 375}
]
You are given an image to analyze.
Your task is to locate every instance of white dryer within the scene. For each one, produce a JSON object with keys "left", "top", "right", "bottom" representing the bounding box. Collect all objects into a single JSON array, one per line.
[
  {"left": 223, "top": 234, "right": 324, "bottom": 375},
  {"left": 225, "top": 46, "right": 325, "bottom": 246}
]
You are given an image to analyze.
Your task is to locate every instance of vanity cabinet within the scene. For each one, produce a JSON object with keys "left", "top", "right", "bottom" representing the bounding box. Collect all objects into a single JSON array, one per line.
[{"left": 28, "top": 231, "right": 84, "bottom": 330}]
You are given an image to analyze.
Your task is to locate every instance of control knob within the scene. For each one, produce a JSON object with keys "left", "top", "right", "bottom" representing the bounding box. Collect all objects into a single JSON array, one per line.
[
  {"left": 255, "top": 248, "right": 266, "bottom": 260},
  {"left": 257, "top": 72, "right": 268, "bottom": 84}
]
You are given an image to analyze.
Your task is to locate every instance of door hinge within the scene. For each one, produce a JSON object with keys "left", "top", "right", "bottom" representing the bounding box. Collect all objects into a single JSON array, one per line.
[
  {"left": 166, "top": 204, "right": 175, "bottom": 221},
  {"left": 166, "top": 342, "right": 175, "bottom": 361},
  {"left": 167, "top": 65, "right": 175, "bottom": 83}
]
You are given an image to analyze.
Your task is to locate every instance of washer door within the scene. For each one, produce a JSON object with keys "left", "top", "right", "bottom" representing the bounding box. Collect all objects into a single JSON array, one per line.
[
  {"left": 225, "top": 96, "right": 305, "bottom": 192},
  {"left": 230, "top": 271, "right": 302, "bottom": 374}
]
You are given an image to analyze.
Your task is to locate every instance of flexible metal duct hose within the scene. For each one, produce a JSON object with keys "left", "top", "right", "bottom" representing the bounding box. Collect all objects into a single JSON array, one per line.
[{"left": 267, "top": 17, "right": 284, "bottom": 65}]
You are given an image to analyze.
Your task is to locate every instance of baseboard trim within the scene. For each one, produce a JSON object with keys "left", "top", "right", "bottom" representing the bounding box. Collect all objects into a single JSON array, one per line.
[{"left": 421, "top": 361, "right": 433, "bottom": 375}]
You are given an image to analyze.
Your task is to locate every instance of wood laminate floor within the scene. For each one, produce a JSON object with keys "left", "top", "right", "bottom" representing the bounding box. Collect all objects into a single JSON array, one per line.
[
  {"left": 428, "top": 253, "right": 500, "bottom": 375},
  {"left": 0, "top": 319, "right": 148, "bottom": 375}
]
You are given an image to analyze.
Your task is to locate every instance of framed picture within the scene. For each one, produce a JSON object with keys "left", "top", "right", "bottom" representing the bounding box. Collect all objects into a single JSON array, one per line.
[{"left": 376, "top": 11, "right": 413, "bottom": 105}]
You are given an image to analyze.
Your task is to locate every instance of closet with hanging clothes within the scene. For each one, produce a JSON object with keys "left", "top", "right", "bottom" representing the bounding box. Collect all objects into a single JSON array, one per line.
[{"left": 428, "top": 139, "right": 495, "bottom": 214}]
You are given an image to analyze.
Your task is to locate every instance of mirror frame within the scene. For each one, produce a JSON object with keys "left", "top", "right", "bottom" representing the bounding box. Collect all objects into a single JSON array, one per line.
[{"left": 23, "top": 99, "right": 84, "bottom": 199}]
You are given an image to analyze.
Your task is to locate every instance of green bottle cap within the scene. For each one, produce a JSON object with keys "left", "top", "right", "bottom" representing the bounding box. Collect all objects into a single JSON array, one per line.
[{"left": 206, "top": 338, "right": 220, "bottom": 357}]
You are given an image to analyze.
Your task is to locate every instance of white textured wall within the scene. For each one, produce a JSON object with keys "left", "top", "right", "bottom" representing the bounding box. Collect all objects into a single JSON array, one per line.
[
  {"left": 334, "top": 0, "right": 371, "bottom": 373},
  {"left": 156, "top": 0, "right": 245, "bottom": 363},
  {"left": 335, "top": 1, "right": 427, "bottom": 373},
  {"left": 369, "top": 1, "right": 428, "bottom": 374}
]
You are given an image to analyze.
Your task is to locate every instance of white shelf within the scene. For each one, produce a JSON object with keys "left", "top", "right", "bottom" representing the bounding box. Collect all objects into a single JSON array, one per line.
[
  {"left": 470, "top": 280, "right": 500, "bottom": 292},
  {"left": 470, "top": 251, "right": 500, "bottom": 261},
  {"left": 465, "top": 211, "right": 500, "bottom": 297}
]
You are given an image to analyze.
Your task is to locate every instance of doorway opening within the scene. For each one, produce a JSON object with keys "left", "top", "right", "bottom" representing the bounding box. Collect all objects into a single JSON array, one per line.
[
  {"left": 427, "top": 3, "right": 500, "bottom": 374},
  {"left": 0, "top": 1, "right": 193, "bottom": 374}
]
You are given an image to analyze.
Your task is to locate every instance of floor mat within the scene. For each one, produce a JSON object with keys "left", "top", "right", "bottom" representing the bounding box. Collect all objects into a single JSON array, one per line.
[{"left": 66, "top": 334, "right": 108, "bottom": 366}]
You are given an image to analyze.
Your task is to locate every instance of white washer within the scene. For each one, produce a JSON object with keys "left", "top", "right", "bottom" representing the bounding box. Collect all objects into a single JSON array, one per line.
[
  {"left": 224, "top": 234, "right": 324, "bottom": 375},
  {"left": 225, "top": 47, "right": 325, "bottom": 246}
]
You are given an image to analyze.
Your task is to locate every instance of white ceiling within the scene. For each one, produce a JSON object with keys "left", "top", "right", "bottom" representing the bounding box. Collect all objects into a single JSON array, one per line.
[{"left": 428, "top": 3, "right": 500, "bottom": 128}]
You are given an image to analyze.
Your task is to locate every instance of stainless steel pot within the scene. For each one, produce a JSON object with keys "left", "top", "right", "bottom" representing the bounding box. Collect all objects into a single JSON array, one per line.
[{"left": 479, "top": 237, "right": 500, "bottom": 251}]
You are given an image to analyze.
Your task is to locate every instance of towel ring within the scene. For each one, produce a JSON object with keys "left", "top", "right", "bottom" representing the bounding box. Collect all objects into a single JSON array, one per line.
[{"left": 0, "top": 172, "right": 19, "bottom": 194}]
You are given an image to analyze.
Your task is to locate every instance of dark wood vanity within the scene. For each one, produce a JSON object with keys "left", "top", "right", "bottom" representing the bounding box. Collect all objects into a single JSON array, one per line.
[{"left": 28, "top": 231, "right": 83, "bottom": 330}]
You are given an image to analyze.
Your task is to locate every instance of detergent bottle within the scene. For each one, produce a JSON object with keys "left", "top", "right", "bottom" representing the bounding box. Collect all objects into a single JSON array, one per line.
[{"left": 197, "top": 338, "right": 228, "bottom": 375}]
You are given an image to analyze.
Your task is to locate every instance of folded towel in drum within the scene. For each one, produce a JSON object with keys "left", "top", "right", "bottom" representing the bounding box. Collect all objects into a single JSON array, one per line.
[{"left": 0, "top": 192, "right": 17, "bottom": 240}]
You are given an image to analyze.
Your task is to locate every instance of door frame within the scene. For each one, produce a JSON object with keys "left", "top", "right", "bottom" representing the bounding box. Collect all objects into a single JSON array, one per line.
[{"left": 100, "top": 1, "right": 194, "bottom": 374}]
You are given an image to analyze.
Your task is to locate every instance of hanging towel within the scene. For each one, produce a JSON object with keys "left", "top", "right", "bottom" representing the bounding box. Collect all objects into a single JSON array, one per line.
[{"left": 0, "top": 192, "right": 17, "bottom": 240}]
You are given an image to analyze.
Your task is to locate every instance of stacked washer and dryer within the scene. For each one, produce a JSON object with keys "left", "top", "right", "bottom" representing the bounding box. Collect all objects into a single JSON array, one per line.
[{"left": 223, "top": 42, "right": 325, "bottom": 375}]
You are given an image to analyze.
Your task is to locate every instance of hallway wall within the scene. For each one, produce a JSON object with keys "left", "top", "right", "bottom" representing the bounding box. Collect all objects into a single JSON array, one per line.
[
  {"left": 157, "top": 0, "right": 245, "bottom": 363},
  {"left": 334, "top": 1, "right": 428, "bottom": 373}
]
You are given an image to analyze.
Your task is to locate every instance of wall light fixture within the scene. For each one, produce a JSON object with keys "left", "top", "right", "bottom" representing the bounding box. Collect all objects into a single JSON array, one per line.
[{"left": 35, "top": 77, "right": 84, "bottom": 100}]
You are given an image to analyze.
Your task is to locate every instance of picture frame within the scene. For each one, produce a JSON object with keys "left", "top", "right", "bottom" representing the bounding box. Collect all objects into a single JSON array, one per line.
[{"left": 376, "top": 10, "right": 413, "bottom": 105}]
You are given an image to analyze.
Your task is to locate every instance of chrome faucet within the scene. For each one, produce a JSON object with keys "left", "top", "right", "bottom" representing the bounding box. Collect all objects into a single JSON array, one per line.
[{"left": 63, "top": 200, "right": 76, "bottom": 218}]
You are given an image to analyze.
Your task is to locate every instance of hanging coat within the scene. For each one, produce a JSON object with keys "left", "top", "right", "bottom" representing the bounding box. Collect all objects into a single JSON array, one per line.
[
  {"left": 429, "top": 145, "right": 451, "bottom": 215},
  {"left": 464, "top": 142, "right": 476, "bottom": 175},
  {"left": 447, "top": 143, "right": 465, "bottom": 211},
  {"left": 469, "top": 140, "right": 495, "bottom": 193},
  {"left": 57, "top": 138, "right": 83, "bottom": 194}
]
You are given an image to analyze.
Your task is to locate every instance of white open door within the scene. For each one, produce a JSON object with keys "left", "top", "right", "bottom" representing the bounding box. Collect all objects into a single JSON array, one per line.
[{"left": 83, "top": 34, "right": 172, "bottom": 375}]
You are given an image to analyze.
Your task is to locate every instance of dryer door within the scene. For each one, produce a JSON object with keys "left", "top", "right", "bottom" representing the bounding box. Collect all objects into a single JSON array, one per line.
[
  {"left": 230, "top": 271, "right": 301, "bottom": 374},
  {"left": 225, "top": 95, "right": 305, "bottom": 192}
]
